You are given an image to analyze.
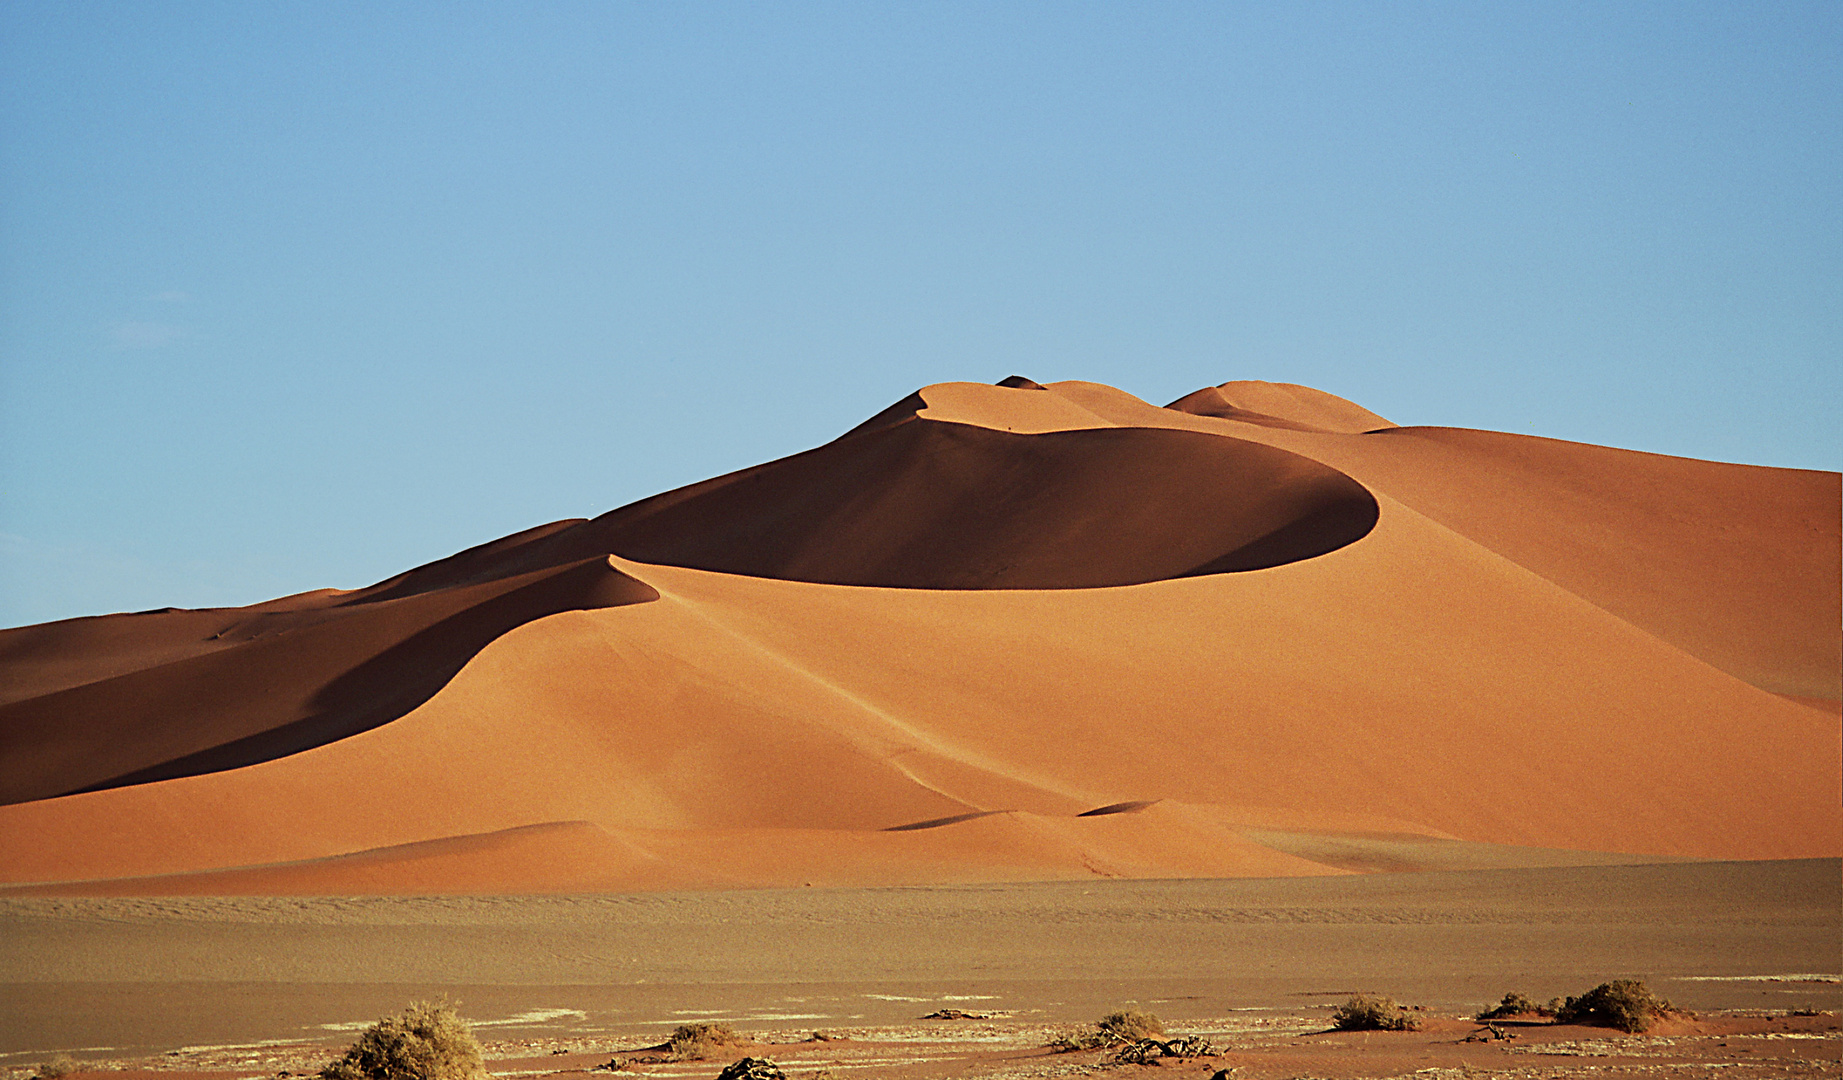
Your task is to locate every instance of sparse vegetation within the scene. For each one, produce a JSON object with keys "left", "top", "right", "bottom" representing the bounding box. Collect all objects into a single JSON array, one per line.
[
  {"left": 317, "top": 1001, "right": 486, "bottom": 1080},
  {"left": 1476, "top": 992, "right": 1555, "bottom": 1021},
  {"left": 1050, "top": 1008, "right": 1164, "bottom": 1051},
  {"left": 1554, "top": 980, "right": 1676, "bottom": 1033},
  {"left": 36, "top": 1055, "right": 78, "bottom": 1080},
  {"left": 1331, "top": 996, "right": 1422, "bottom": 1032},
  {"left": 1097, "top": 1009, "right": 1165, "bottom": 1042},
  {"left": 1108, "top": 1036, "right": 1216, "bottom": 1064},
  {"left": 665, "top": 1022, "right": 741, "bottom": 1061},
  {"left": 712, "top": 1058, "right": 782, "bottom": 1080}
]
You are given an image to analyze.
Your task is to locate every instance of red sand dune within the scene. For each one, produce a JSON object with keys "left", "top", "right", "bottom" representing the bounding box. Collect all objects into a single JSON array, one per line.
[
  {"left": 0, "top": 378, "right": 1835, "bottom": 894},
  {"left": 0, "top": 558, "right": 656, "bottom": 804}
]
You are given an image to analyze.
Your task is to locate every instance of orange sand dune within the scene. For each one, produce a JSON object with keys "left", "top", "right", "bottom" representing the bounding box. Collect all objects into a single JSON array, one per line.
[
  {"left": 928, "top": 380, "right": 1841, "bottom": 699},
  {"left": 0, "top": 558, "right": 655, "bottom": 804},
  {"left": 1166, "top": 379, "right": 1396, "bottom": 433},
  {"left": 0, "top": 803, "right": 1358, "bottom": 896},
  {"left": 0, "top": 377, "right": 1835, "bottom": 894}
]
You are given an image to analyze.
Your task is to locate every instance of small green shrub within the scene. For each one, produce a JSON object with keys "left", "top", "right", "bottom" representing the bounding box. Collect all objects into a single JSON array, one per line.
[
  {"left": 666, "top": 1022, "right": 740, "bottom": 1061},
  {"left": 1554, "top": 980, "right": 1674, "bottom": 1033},
  {"left": 1476, "top": 992, "right": 1553, "bottom": 1021},
  {"left": 1331, "top": 996, "right": 1421, "bottom": 1032},
  {"left": 318, "top": 1001, "right": 486, "bottom": 1080}
]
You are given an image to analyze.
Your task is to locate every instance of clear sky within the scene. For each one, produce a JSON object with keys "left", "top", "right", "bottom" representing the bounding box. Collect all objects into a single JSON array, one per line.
[{"left": 2, "top": 1, "right": 1838, "bottom": 628}]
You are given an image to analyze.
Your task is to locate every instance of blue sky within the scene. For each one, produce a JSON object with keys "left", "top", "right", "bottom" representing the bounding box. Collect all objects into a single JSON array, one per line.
[{"left": 2, "top": 1, "right": 1837, "bottom": 627}]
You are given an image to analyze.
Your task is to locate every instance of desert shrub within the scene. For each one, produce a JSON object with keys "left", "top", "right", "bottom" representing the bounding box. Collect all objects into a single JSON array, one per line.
[
  {"left": 666, "top": 1022, "right": 740, "bottom": 1061},
  {"left": 36, "top": 1055, "right": 78, "bottom": 1079},
  {"left": 1096, "top": 1010, "right": 1164, "bottom": 1042},
  {"left": 1109, "top": 1035, "right": 1216, "bottom": 1064},
  {"left": 1048, "top": 1029, "right": 1107, "bottom": 1053},
  {"left": 712, "top": 1059, "right": 781, "bottom": 1080},
  {"left": 1331, "top": 996, "right": 1421, "bottom": 1032},
  {"left": 1050, "top": 1009, "right": 1165, "bottom": 1052},
  {"left": 318, "top": 1001, "right": 485, "bottom": 1080},
  {"left": 1554, "top": 980, "right": 1674, "bottom": 1033},
  {"left": 1476, "top": 992, "right": 1553, "bottom": 1021}
]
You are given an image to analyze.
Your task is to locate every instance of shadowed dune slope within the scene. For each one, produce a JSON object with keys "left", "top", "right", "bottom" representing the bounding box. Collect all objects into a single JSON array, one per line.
[
  {"left": 344, "top": 418, "right": 1380, "bottom": 595},
  {"left": 581, "top": 420, "right": 1380, "bottom": 588},
  {"left": 0, "top": 558, "right": 657, "bottom": 805},
  {"left": 0, "top": 377, "right": 1835, "bottom": 893}
]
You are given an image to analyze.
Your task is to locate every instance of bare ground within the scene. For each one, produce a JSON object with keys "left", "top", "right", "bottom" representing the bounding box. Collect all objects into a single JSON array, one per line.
[{"left": 2, "top": 859, "right": 1837, "bottom": 1078}]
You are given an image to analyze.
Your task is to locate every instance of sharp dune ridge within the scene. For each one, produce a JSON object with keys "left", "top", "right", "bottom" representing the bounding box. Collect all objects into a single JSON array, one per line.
[{"left": 0, "top": 377, "right": 1835, "bottom": 894}]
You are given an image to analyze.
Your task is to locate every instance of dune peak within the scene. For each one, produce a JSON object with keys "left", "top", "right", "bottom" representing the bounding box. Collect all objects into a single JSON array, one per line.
[{"left": 1167, "top": 381, "right": 1394, "bottom": 433}]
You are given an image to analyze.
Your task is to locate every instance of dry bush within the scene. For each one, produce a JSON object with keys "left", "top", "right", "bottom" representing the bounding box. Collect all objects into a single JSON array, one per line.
[
  {"left": 666, "top": 1022, "right": 740, "bottom": 1061},
  {"left": 1048, "top": 1029, "right": 1108, "bottom": 1053},
  {"left": 1051, "top": 1009, "right": 1165, "bottom": 1051},
  {"left": 712, "top": 1059, "right": 781, "bottom": 1080},
  {"left": 1096, "top": 1010, "right": 1164, "bottom": 1042},
  {"left": 1476, "top": 992, "right": 1554, "bottom": 1021},
  {"left": 1554, "top": 980, "right": 1675, "bottom": 1033},
  {"left": 36, "top": 1054, "right": 78, "bottom": 1079},
  {"left": 1109, "top": 1035, "right": 1216, "bottom": 1064},
  {"left": 318, "top": 1001, "right": 486, "bottom": 1080},
  {"left": 1331, "top": 996, "right": 1422, "bottom": 1032}
]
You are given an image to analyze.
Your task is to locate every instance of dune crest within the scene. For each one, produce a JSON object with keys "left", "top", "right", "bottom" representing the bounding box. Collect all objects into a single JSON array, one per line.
[
  {"left": 1166, "top": 380, "right": 1395, "bottom": 433},
  {"left": 0, "top": 377, "right": 1835, "bottom": 894}
]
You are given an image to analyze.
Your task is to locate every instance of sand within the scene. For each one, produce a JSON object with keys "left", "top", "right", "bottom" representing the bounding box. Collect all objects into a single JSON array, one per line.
[{"left": 2, "top": 860, "right": 1837, "bottom": 1062}]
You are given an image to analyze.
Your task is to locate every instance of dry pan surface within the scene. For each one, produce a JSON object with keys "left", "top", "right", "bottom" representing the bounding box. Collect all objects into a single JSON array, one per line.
[
  {"left": 6, "top": 1012, "right": 1841, "bottom": 1080},
  {"left": 1, "top": 861, "right": 1836, "bottom": 1069}
]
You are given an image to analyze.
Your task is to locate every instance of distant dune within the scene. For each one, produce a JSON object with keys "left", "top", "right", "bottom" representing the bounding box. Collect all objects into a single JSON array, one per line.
[{"left": 1, "top": 378, "right": 1836, "bottom": 893}]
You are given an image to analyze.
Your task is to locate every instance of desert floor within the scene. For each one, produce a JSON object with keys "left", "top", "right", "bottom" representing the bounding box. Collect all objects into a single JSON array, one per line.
[{"left": 2, "top": 859, "right": 1839, "bottom": 1079}]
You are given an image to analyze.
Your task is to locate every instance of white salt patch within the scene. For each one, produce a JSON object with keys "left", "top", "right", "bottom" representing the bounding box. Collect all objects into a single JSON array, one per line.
[
  {"left": 1673, "top": 974, "right": 1841, "bottom": 983},
  {"left": 473, "top": 1008, "right": 587, "bottom": 1027}
]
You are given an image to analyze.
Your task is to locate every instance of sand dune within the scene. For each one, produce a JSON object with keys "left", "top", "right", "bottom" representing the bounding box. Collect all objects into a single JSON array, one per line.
[
  {"left": 0, "top": 558, "right": 656, "bottom": 804},
  {"left": 1051, "top": 381, "right": 1838, "bottom": 697},
  {"left": 0, "top": 803, "right": 1355, "bottom": 896},
  {"left": 1166, "top": 379, "right": 1396, "bottom": 432},
  {"left": 0, "top": 377, "right": 1835, "bottom": 893},
  {"left": 0, "top": 803, "right": 1711, "bottom": 898}
]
